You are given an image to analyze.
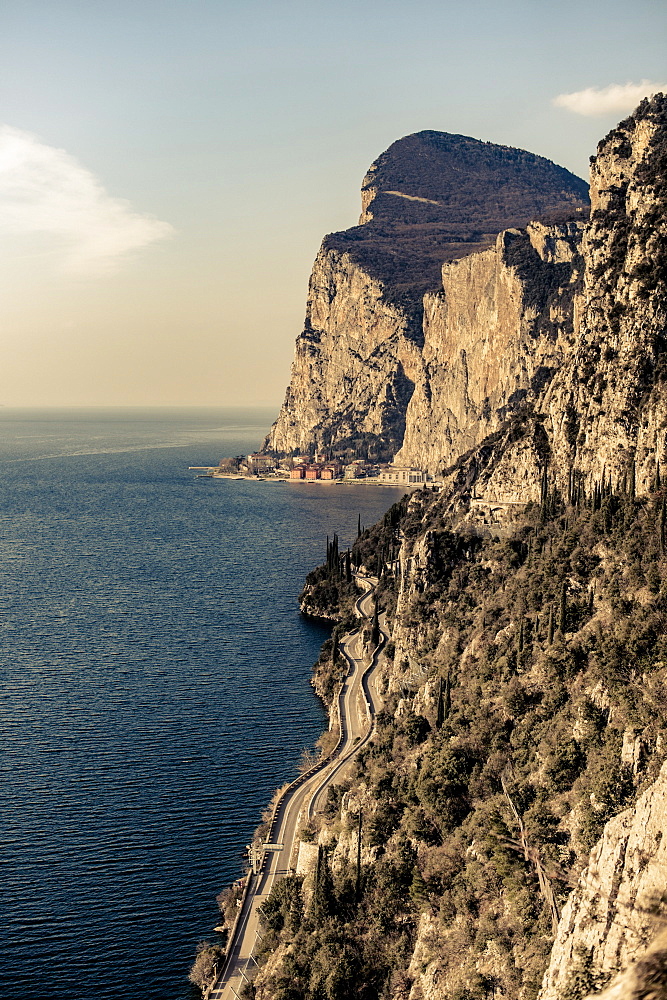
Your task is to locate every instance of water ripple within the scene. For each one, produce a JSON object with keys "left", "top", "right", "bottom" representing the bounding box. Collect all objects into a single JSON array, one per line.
[{"left": 0, "top": 409, "right": 404, "bottom": 999}]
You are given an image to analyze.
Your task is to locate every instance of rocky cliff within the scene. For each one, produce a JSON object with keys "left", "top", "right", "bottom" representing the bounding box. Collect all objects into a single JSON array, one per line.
[
  {"left": 539, "top": 761, "right": 667, "bottom": 1000},
  {"left": 264, "top": 131, "right": 589, "bottom": 461},
  {"left": 393, "top": 221, "right": 584, "bottom": 473},
  {"left": 246, "top": 98, "right": 667, "bottom": 1000},
  {"left": 428, "top": 95, "right": 667, "bottom": 506},
  {"left": 252, "top": 474, "right": 667, "bottom": 1000}
]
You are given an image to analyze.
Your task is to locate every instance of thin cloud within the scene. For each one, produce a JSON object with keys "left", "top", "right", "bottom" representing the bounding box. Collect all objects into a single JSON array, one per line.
[
  {"left": 553, "top": 80, "right": 667, "bottom": 117},
  {"left": 0, "top": 125, "right": 173, "bottom": 275}
]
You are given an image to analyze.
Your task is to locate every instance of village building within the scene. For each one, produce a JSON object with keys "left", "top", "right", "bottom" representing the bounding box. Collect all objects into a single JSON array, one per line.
[
  {"left": 246, "top": 453, "right": 274, "bottom": 473},
  {"left": 344, "top": 463, "right": 364, "bottom": 478},
  {"left": 320, "top": 465, "right": 342, "bottom": 480},
  {"left": 290, "top": 466, "right": 307, "bottom": 479},
  {"left": 378, "top": 466, "right": 428, "bottom": 485}
]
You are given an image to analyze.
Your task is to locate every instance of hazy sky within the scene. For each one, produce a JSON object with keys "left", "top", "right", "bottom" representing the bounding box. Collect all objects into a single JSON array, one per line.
[{"left": 1, "top": 0, "right": 665, "bottom": 407}]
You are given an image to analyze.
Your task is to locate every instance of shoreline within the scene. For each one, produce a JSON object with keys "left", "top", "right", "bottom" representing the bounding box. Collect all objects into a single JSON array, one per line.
[{"left": 191, "top": 470, "right": 428, "bottom": 489}]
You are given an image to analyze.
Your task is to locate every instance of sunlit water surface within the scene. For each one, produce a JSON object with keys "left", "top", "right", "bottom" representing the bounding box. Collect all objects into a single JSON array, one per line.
[{"left": 0, "top": 407, "right": 405, "bottom": 999}]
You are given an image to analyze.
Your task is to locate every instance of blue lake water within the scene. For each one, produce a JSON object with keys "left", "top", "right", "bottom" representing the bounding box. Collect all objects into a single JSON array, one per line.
[{"left": 0, "top": 407, "right": 405, "bottom": 1000}]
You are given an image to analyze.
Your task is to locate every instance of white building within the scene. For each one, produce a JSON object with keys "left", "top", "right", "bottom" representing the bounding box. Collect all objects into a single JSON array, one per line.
[{"left": 378, "top": 466, "right": 427, "bottom": 485}]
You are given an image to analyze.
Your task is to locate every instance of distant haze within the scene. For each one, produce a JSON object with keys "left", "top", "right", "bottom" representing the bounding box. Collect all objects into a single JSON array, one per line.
[{"left": 0, "top": 0, "right": 665, "bottom": 407}]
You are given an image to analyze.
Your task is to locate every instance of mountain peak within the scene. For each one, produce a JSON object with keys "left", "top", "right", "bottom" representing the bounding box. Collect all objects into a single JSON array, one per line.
[{"left": 323, "top": 130, "right": 589, "bottom": 298}]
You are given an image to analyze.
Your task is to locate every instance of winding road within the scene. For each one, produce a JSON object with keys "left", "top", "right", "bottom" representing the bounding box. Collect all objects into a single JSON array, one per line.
[{"left": 207, "top": 576, "right": 386, "bottom": 1000}]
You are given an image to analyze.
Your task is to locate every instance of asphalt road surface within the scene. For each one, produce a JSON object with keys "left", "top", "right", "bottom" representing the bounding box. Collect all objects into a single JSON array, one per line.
[{"left": 208, "top": 575, "right": 386, "bottom": 1000}]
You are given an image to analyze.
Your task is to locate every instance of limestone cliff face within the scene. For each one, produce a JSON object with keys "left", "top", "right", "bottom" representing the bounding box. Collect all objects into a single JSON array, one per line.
[
  {"left": 542, "top": 96, "right": 667, "bottom": 496},
  {"left": 267, "top": 100, "right": 667, "bottom": 491},
  {"left": 264, "top": 130, "right": 589, "bottom": 462},
  {"left": 439, "top": 95, "right": 667, "bottom": 508},
  {"left": 539, "top": 762, "right": 667, "bottom": 1000},
  {"left": 394, "top": 222, "right": 584, "bottom": 473},
  {"left": 265, "top": 245, "right": 422, "bottom": 460}
]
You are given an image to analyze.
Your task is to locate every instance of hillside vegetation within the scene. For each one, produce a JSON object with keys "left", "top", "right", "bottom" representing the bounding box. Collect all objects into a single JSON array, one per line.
[{"left": 252, "top": 483, "right": 667, "bottom": 1000}]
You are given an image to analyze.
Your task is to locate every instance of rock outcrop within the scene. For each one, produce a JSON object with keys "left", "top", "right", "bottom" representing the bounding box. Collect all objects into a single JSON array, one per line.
[
  {"left": 542, "top": 96, "right": 667, "bottom": 497},
  {"left": 264, "top": 130, "right": 589, "bottom": 462},
  {"left": 394, "top": 221, "right": 584, "bottom": 473},
  {"left": 539, "top": 762, "right": 667, "bottom": 1000},
  {"left": 437, "top": 95, "right": 667, "bottom": 506}
]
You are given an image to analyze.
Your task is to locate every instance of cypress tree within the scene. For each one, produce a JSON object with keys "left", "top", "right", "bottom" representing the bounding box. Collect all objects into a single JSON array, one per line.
[
  {"left": 355, "top": 812, "right": 363, "bottom": 905},
  {"left": 357, "top": 514, "right": 361, "bottom": 538},
  {"left": 435, "top": 676, "right": 445, "bottom": 728},
  {"left": 312, "top": 846, "right": 335, "bottom": 923},
  {"left": 630, "top": 461, "right": 636, "bottom": 501},
  {"left": 548, "top": 604, "right": 555, "bottom": 645},
  {"left": 559, "top": 580, "right": 568, "bottom": 634},
  {"left": 435, "top": 670, "right": 452, "bottom": 729},
  {"left": 345, "top": 549, "right": 352, "bottom": 583},
  {"left": 540, "top": 461, "right": 549, "bottom": 506},
  {"left": 371, "top": 599, "right": 380, "bottom": 647},
  {"left": 409, "top": 868, "right": 429, "bottom": 910}
]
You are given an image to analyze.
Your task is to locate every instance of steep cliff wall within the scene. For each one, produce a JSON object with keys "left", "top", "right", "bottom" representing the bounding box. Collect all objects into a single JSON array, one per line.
[
  {"left": 264, "top": 245, "right": 423, "bottom": 459},
  {"left": 543, "top": 95, "right": 667, "bottom": 496},
  {"left": 394, "top": 222, "right": 584, "bottom": 473},
  {"left": 264, "top": 131, "right": 589, "bottom": 461},
  {"left": 539, "top": 761, "right": 667, "bottom": 1000},
  {"left": 440, "top": 95, "right": 667, "bottom": 508}
]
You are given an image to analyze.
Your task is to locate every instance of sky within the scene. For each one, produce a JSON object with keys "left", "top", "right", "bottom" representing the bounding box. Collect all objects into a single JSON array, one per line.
[{"left": 0, "top": 0, "right": 665, "bottom": 408}]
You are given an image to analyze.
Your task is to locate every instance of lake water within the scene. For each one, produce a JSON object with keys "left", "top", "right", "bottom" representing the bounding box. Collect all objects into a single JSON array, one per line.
[{"left": 0, "top": 407, "right": 404, "bottom": 1000}]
